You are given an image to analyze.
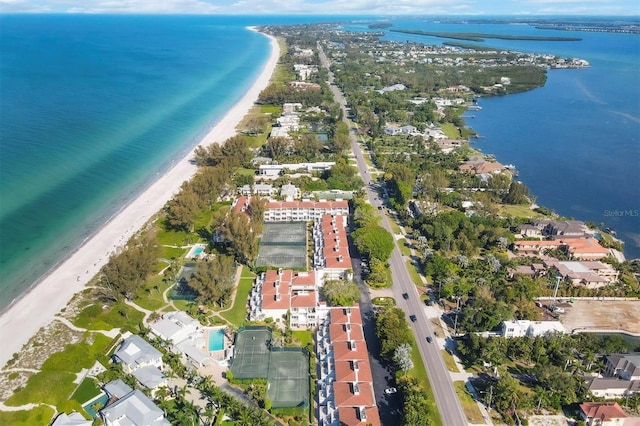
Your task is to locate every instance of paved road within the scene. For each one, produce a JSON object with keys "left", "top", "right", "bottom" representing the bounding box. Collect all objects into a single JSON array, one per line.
[{"left": 318, "top": 43, "right": 469, "bottom": 426}]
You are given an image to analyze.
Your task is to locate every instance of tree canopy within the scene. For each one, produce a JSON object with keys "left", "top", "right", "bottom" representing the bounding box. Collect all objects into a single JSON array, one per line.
[
  {"left": 321, "top": 279, "right": 360, "bottom": 306},
  {"left": 352, "top": 225, "right": 394, "bottom": 263},
  {"left": 188, "top": 255, "right": 236, "bottom": 307}
]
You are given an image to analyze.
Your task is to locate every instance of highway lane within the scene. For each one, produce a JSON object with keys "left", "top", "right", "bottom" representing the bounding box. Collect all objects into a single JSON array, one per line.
[{"left": 318, "top": 42, "right": 469, "bottom": 425}]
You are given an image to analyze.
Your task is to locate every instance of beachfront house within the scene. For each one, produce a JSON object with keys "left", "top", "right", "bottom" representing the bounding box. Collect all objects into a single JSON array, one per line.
[
  {"left": 150, "top": 311, "right": 213, "bottom": 367},
  {"left": 100, "top": 380, "right": 170, "bottom": 426},
  {"left": 112, "top": 334, "right": 166, "bottom": 390}
]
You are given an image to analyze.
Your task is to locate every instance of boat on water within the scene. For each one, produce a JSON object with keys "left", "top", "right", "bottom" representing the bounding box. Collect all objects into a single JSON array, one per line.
[{"left": 468, "top": 105, "right": 483, "bottom": 111}]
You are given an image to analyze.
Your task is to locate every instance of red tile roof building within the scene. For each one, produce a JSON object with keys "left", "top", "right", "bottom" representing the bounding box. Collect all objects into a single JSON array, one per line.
[
  {"left": 248, "top": 269, "right": 329, "bottom": 328},
  {"left": 313, "top": 215, "right": 353, "bottom": 281},
  {"left": 264, "top": 200, "right": 349, "bottom": 222},
  {"left": 513, "top": 238, "right": 610, "bottom": 260},
  {"left": 579, "top": 402, "right": 629, "bottom": 426},
  {"left": 317, "top": 307, "right": 381, "bottom": 426}
]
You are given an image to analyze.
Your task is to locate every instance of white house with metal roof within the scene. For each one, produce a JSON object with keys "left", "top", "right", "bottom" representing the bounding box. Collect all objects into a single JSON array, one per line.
[{"left": 100, "top": 380, "right": 170, "bottom": 426}]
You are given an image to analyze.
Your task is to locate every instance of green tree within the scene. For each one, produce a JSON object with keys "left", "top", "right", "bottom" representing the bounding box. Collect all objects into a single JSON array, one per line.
[
  {"left": 99, "top": 231, "right": 159, "bottom": 301},
  {"left": 352, "top": 225, "right": 394, "bottom": 262},
  {"left": 188, "top": 255, "right": 236, "bottom": 307},
  {"left": 375, "top": 307, "right": 413, "bottom": 360},
  {"left": 396, "top": 375, "right": 432, "bottom": 426},
  {"left": 321, "top": 279, "right": 361, "bottom": 306},
  {"left": 165, "top": 184, "right": 201, "bottom": 232}
]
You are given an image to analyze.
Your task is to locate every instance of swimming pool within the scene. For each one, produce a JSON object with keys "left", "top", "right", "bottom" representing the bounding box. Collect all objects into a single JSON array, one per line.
[
  {"left": 83, "top": 393, "right": 109, "bottom": 419},
  {"left": 209, "top": 329, "right": 225, "bottom": 351},
  {"left": 193, "top": 246, "right": 204, "bottom": 256}
]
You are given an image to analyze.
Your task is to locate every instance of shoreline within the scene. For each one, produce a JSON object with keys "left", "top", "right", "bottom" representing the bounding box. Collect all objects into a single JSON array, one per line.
[{"left": 0, "top": 28, "right": 280, "bottom": 370}]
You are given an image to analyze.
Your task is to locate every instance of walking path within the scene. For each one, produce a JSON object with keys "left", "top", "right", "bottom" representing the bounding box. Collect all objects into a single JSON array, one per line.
[{"left": 54, "top": 315, "right": 120, "bottom": 338}]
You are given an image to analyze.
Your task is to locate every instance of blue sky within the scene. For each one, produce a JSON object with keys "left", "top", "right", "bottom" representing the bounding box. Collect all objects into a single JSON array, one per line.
[{"left": 1, "top": 0, "right": 638, "bottom": 15}]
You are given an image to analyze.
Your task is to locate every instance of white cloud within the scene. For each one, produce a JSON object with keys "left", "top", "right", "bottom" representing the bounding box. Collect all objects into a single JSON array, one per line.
[{"left": 1, "top": 0, "right": 638, "bottom": 15}]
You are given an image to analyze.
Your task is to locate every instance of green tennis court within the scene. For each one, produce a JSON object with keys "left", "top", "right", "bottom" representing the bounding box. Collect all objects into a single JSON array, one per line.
[
  {"left": 267, "top": 349, "right": 309, "bottom": 408},
  {"left": 230, "top": 327, "right": 272, "bottom": 379}
]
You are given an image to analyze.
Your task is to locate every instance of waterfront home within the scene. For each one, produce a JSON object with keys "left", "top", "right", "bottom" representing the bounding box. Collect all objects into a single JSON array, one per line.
[
  {"left": 565, "top": 238, "right": 610, "bottom": 260},
  {"left": 536, "top": 219, "right": 591, "bottom": 239},
  {"left": 51, "top": 412, "right": 91, "bottom": 426},
  {"left": 113, "top": 335, "right": 163, "bottom": 374},
  {"left": 150, "top": 311, "right": 212, "bottom": 368},
  {"left": 100, "top": 380, "right": 170, "bottom": 426},
  {"left": 459, "top": 159, "right": 505, "bottom": 175},
  {"left": 112, "top": 335, "right": 165, "bottom": 390},
  {"left": 435, "top": 138, "right": 466, "bottom": 153}
]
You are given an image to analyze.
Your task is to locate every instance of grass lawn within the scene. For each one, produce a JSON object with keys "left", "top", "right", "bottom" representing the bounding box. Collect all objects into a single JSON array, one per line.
[
  {"left": 260, "top": 104, "right": 281, "bottom": 115},
  {"left": 0, "top": 406, "right": 55, "bottom": 426},
  {"left": 6, "top": 370, "right": 76, "bottom": 407},
  {"left": 440, "top": 122, "right": 461, "bottom": 139},
  {"left": 42, "top": 334, "right": 111, "bottom": 373},
  {"left": 405, "top": 260, "right": 425, "bottom": 287},
  {"left": 71, "top": 377, "right": 101, "bottom": 403},
  {"left": 74, "top": 302, "right": 144, "bottom": 331},
  {"left": 371, "top": 296, "right": 396, "bottom": 307},
  {"left": 441, "top": 350, "right": 460, "bottom": 373},
  {"left": 172, "top": 299, "right": 196, "bottom": 311},
  {"left": 235, "top": 167, "right": 256, "bottom": 177},
  {"left": 245, "top": 134, "right": 268, "bottom": 148},
  {"left": 389, "top": 219, "right": 403, "bottom": 236},
  {"left": 135, "top": 275, "right": 170, "bottom": 311},
  {"left": 220, "top": 266, "right": 255, "bottom": 327},
  {"left": 406, "top": 342, "right": 443, "bottom": 426},
  {"left": 158, "top": 246, "right": 187, "bottom": 261},
  {"left": 397, "top": 238, "right": 411, "bottom": 257},
  {"left": 155, "top": 220, "right": 197, "bottom": 247},
  {"left": 292, "top": 330, "right": 314, "bottom": 347},
  {"left": 497, "top": 204, "right": 541, "bottom": 218},
  {"left": 453, "top": 381, "right": 485, "bottom": 424}
]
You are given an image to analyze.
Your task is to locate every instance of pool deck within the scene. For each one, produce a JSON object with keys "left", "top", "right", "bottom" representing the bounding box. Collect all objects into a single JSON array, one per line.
[
  {"left": 206, "top": 327, "right": 230, "bottom": 358},
  {"left": 186, "top": 243, "right": 207, "bottom": 260}
]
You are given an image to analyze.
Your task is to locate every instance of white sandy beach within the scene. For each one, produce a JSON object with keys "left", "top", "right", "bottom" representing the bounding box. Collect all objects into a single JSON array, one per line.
[{"left": 0, "top": 29, "right": 279, "bottom": 370}]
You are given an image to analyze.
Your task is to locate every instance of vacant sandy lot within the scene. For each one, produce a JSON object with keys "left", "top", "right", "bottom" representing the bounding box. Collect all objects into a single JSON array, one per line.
[
  {"left": 527, "top": 415, "right": 573, "bottom": 426},
  {"left": 558, "top": 300, "right": 640, "bottom": 335}
]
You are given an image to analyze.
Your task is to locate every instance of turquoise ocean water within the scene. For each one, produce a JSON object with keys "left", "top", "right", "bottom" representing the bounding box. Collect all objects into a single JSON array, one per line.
[{"left": 0, "top": 15, "right": 638, "bottom": 312}]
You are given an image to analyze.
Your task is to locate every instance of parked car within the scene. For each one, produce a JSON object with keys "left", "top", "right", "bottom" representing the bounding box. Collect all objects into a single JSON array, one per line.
[
  {"left": 402, "top": 293, "right": 409, "bottom": 300},
  {"left": 426, "top": 336, "right": 433, "bottom": 343},
  {"left": 410, "top": 315, "right": 417, "bottom": 322},
  {"left": 384, "top": 387, "right": 397, "bottom": 394}
]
